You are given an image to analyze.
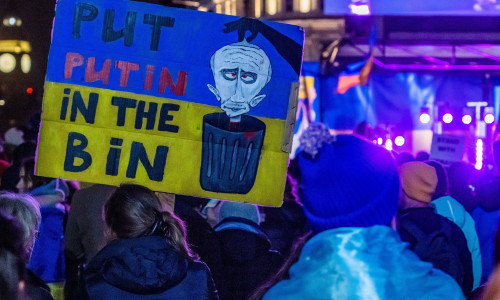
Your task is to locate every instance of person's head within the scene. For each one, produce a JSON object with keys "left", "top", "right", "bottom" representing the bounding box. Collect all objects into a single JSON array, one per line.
[
  {"left": 395, "top": 152, "right": 415, "bottom": 166},
  {"left": 17, "top": 157, "right": 55, "bottom": 193},
  {"left": 425, "top": 160, "right": 449, "bottom": 200},
  {"left": 0, "top": 192, "right": 41, "bottom": 263},
  {"left": 11, "top": 142, "right": 36, "bottom": 165},
  {"left": 415, "top": 151, "right": 430, "bottom": 161},
  {"left": 218, "top": 201, "right": 260, "bottom": 225},
  {"left": 448, "top": 162, "right": 478, "bottom": 212},
  {"left": 208, "top": 41, "right": 272, "bottom": 119},
  {"left": 398, "top": 162, "right": 438, "bottom": 210},
  {"left": 105, "top": 184, "right": 197, "bottom": 260},
  {"left": 16, "top": 158, "right": 67, "bottom": 204},
  {"left": 0, "top": 210, "right": 26, "bottom": 300},
  {"left": 297, "top": 123, "right": 400, "bottom": 233}
]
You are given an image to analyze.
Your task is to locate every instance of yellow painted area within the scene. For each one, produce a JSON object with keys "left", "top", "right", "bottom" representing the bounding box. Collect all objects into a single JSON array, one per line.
[
  {"left": 299, "top": 76, "right": 315, "bottom": 99},
  {"left": 37, "top": 84, "right": 289, "bottom": 205},
  {"left": 42, "top": 82, "right": 285, "bottom": 152}
]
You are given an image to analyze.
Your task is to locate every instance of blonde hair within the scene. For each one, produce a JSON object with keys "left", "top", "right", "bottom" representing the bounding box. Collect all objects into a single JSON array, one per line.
[{"left": 0, "top": 192, "right": 41, "bottom": 263}]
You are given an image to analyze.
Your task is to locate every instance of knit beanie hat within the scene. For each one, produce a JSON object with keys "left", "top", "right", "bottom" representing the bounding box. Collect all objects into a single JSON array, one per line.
[
  {"left": 425, "top": 160, "right": 448, "bottom": 200},
  {"left": 399, "top": 162, "right": 437, "bottom": 203},
  {"left": 219, "top": 201, "right": 260, "bottom": 225},
  {"left": 297, "top": 123, "right": 400, "bottom": 233}
]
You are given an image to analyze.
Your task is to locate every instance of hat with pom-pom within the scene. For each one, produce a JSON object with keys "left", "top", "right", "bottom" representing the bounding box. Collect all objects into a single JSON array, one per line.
[{"left": 297, "top": 123, "right": 400, "bottom": 233}]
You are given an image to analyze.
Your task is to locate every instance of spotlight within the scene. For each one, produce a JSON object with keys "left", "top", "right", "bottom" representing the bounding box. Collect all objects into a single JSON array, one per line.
[
  {"left": 475, "top": 139, "right": 483, "bottom": 170},
  {"left": 443, "top": 113, "right": 453, "bottom": 124},
  {"left": 0, "top": 99, "right": 4, "bottom": 106},
  {"left": 462, "top": 115, "right": 472, "bottom": 125},
  {"left": 394, "top": 136, "right": 405, "bottom": 147},
  {"left": 350, "top": 4, "right": 370, "bottom": 15},
  {"left": 377, "top": 137, "right": 383, "bottom": 145},
  {"left": 349, "top": 0, "right": 370, "bottom": 15},
  {"left": 484, "top": 113, "right": 495, "bottom": 124},
  {"left": 385, "top": 139, "right": 393, "bottom": 151},
  {"left": 419, "top": 113, "right": 431, "bottom": 124}
]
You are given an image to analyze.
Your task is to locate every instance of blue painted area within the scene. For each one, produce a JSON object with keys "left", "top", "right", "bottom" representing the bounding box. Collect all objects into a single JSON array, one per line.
[{"left": 47, "top": 0, "right": 304, "bottom": 120}]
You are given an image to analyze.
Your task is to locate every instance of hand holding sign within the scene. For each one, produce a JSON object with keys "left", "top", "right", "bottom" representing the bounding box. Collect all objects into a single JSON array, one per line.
[
  {"left": 223, "top": 18, "right": 303, "bottom": 76},
  {"left": 223, "top": 18, "right": 264, "bottom": 43}
]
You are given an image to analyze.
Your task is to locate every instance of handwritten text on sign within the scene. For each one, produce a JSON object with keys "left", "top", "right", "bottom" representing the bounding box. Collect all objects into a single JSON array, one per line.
[{"left": 36, "top": 0, "right": 304, "bottom": 206}]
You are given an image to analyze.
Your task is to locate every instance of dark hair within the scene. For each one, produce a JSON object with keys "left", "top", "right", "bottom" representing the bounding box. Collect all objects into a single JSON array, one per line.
[
  {"left": 0, "top": 209, "right": 26, "bottom": 300},
  {"left": 396, "top": 152, "right": 415, "bottom": 166},
  {"left": 11, "top": 142, "right": 37, "bottom": 165},
  {"left": 105, "top": 184, "right": 198, "bottom": 261},
  {"left": 20, "top": 157, "right": 52, "bottom": 190},
  {"left": 284, "top": 174, "right": 300, "bottom": 204},
  {"left": 415, "top": 151, "right": 430, "bottom": 161},
  {"left": 248, "top": 231, "right": 313, "bottom": 300}
]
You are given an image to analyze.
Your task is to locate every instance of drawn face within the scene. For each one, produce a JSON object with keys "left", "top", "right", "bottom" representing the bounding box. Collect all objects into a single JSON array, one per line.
[{"left": 209, "top": 41, "right": 272, "bottom": 119}]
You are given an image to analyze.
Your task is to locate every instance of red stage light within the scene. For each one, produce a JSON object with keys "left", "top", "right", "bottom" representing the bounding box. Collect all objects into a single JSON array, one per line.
[{"left": 26, "top": 88, "right": 33, "bottom": 94}]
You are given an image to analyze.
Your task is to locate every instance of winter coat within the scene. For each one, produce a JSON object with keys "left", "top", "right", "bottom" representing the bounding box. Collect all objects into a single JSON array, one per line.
[
  {"left": 84, "top": 235, "right": 218, "bottom": 300},
  {"left": 28, "top": 204, "right": 66, "bottom": 283},
  {"left": 433, "top": 195, "right": 482, "bottom": 289},
  {"left": 397, "top": 207, "right": 473, "bottom": 296},
  {"left": 214, "top": 217, "right": 283, "bottom": 300},
  {"left": 174, "top": 198, "right": 225, "bottom": 291},
  {"left": 264, "top": 226, "right": 465, "bottom": 300},
  {"left": 471, "top": 207, "right": 500, "bottom": 284},
  {"left": 28, "top": 179, "right": 69, "bottom": 283}
]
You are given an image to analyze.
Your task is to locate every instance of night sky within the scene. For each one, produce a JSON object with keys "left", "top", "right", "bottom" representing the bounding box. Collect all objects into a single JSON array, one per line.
[{"left": 0, "top": 0, "right": 56, "bottom": 132}]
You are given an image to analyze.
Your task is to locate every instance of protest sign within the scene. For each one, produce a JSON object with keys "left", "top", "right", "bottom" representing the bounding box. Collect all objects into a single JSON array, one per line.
[
  {"left": 36, "top": 0, "right": 304, "bottom": 206},
  {"left": 429, "top": 134, "right": 465, "bottom": 167}
]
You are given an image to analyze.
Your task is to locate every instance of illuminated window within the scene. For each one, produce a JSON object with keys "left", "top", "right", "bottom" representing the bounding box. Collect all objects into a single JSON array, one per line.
[
  {"left": 0, "top": 53, "right": 16, "bottom": 73},
  {"left": 266, "top": 0, "right": 280, "bottom": 15},
  {"left": 294, "top": 0, "right": 316, "bottom": 12},
  {"left": 299, "top": 0, "right": 310, "bottom": 12},
  {"left": 255, "top": 0, "right": 262, "bottom": 17},
  {"left": 231, "top": 0, "right": 236, "bottom": 15},
  {"left": 21, "top": 54, "right": 31, "bottom": 73}
]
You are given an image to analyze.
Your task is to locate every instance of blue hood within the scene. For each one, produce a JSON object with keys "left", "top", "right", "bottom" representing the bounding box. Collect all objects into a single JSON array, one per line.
[
  {"left": 264, "top": 226, "right": 465, "bottom": 300},
  {"left": 86, "top": 236, "right": 189, "bottom": 294}
]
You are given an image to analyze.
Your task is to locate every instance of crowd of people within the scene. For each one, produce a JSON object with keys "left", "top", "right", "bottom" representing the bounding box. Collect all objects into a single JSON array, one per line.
[{"left": 1, "top": 119, "right": 500, "bottom": 299}]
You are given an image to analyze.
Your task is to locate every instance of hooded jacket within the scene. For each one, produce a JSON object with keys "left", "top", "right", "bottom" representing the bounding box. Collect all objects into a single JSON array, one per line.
[
  {"left": 28, "top": 179, "right": 69, "bottom": 283},
  {"left": 264, "top": 226, "right": 465, "bottom": 300},
  {"left": 84, "top": 235, "right": 218, "bottom": 299},
  {"left": 433, "top": 195, "right": 482, "bottom": 289}
]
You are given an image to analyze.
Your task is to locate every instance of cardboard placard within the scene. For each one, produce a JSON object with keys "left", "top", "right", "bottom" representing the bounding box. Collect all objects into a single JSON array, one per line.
[
  {"left": 429, "top": 134, "right": 465, "bottom": 167},
  {"left": 36, "top": 0, "right": 304, "bottom": 206}
]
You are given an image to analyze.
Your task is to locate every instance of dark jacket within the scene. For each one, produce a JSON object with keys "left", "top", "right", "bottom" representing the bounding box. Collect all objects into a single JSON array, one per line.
[
  {"left": 397, "top": 207, "right": 473, "bottom": 296},
  {"left": 214, "top": 217, "right": 283, "bottom": 300},
  {"left": 260, "top": 200, "right": 307, "bottom": 256},
  {"left": 84, "top": 235, "right": 218, "bottom": 300},
  {"left": 174, "top": 198, "right": 225, "bottom": 291},
  {"left": 25, "top": 269, "right": 54, "bottom": 300}
]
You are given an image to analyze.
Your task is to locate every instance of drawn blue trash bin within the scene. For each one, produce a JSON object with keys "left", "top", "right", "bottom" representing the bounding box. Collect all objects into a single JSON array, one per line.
[{"left": 200, "top": 112, "right": 266, "bottom": 194}]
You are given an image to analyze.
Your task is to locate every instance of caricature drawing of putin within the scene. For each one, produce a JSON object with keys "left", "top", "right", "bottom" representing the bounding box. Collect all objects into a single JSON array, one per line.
[
  {"left": 207, "top": 41, "right": 272, "bottom": 122},
  {"left": 200, "top": 41, "right": 271, "bottom": 194}
]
